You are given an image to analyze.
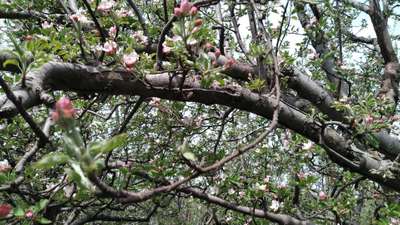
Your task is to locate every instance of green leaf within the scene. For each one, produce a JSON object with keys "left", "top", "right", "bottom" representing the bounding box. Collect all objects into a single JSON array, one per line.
[
  {"left": 89, "top": 133, "right": 128, "bottom": 157},
  {"left": 70, "top": 162, "right": 95, "bottom": 191},
  {"left": 183, "top": 152, "right": 197, "bottom": 161},
  {"left": 2, "top": 59, "right": 19, "bottom": 68},
  {"left": 34, "top": 152, "right": 69, "bottom": 170},
  {"left": 36, "top": 217, "right": 52, "bottom": 224},
  {"left": 13, "top": 206, "right": 24, "bottom": 217},
  {"left": 38, "top": 199, "right": 49, "bottom": 211}
]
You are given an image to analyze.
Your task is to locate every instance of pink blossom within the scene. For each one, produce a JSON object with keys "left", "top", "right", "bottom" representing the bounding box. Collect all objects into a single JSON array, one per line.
[
  {"left": 174, "top": 7, "right": 183, "bottom": 17},
  {"left": 190, "top": 6, "right": 198, "bottom": 16},
  {"left": 277, "top": 183, "right": 287, "bottom": 189},
  {"left": 132, "top": 31, "right": 148, "bottom": 45},
  {"left": 263, "top": 176, "right": 271, "bottom": 183},
  {"left": 180, "top": 0, "right": 192, "bottom": 13},
  {"left": 52, "top": 97, "right": 76, "bottom": 122},
  {"left": 0, "top": 204, "right": 12, "bottom": 218},
  {"left": 149, "top": 97, "right": 161, "bottom": 107},
  {"left": 41, "top": 21, "right": 53, "bottom": 29},
  {"left": 162, "top": 43, "right": 172, "bottom": 54},
  {"left": 123, "top": 51, "right": 139, "bottom": 69},
  {"left": 297, "top": 172, "right": 308, "bottom": 180},
  {"left": 270, "top": 200, "right": 281, "bottom": 212},
  {"left": 98, "top": 0, "right": 115, "bottom": 14},
  {"left": 69, "top": 13, "right": 88, "bottom": 23},
  {"left": 319, "top": 191, "right": 327, "bottom": 200},
  {"left": 364, "top": 115, "right": 374, "bottom": 125},
  {"left": 25, "top": 210, "right": 34, "bottom": 218},
  {"left": 116, "top": 9, "right": 130, "bottom": 18},
  {"left": 174, "top": 0, "right": 196, "bottom": 17},
  {"left": 109, "top": 26, "right": 117, "bottom": 38},
  {"left": 239, "top": 191, "right": 245, "bottom": 197},
  {"left": 102, "top": 41, "right": 118, "bottom": 55},
  {"left": 0, "top": 160, "right": 11, "bottom": 173}
]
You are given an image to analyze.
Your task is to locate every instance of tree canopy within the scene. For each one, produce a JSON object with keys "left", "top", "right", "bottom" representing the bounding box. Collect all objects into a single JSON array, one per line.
[{"left": 0, "top": 0, "right": 399, "bottom": 224}]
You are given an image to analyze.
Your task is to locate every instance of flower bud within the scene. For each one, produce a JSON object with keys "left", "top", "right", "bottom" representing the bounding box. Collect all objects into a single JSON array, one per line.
[
  {"left": 194, "top": 19, "right": 203, "bottom": 27},
  {"left": 190, "top": 6, "right": 198, "bottom": 16}
]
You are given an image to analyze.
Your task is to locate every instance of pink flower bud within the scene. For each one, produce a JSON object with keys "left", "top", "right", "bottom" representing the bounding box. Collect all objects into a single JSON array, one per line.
[
  {"left": 319, "top": 191, "right": 327, "bottom": 200},
  {"left": 194, "top": 18, "right": 203, "bottom": 26},
  {"left": 0, "top": 160, "right": 11, "bottom": 173},
  {"left": 109, "top": 26, "right": 117, "bottom": 38},
  {"left": 98, "top": 0, "right": 115, "bottom": 14},
  {"left": 174, "top": 7, "right": 183, "bottom": 17},
  {"left": 25, "top": 210, "right": 34, "bottom": 218},
  {"left": 364, "top": 115, "right": 374, "bottom": 125},
  {"left": 52, "top": 97, "right": 76, "bottom": 122},
  {"left": 190, "top": 6, "right": 198, "bottom": 16},
  {"left": 180, "top": 0, "right": 192, "bottom": 14}
]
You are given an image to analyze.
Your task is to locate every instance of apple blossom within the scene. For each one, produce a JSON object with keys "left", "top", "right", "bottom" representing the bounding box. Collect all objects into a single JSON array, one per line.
[
  {"left": 122, "top": 51, "right": 139, "bottom": 69},
  {"left": 319, "top": 191, "right": 327, "bottom": 200},
  {"left": 102, "top": 41, "right": 118, "bottom": 55},
  {"left": 132, "top": 31, "right": 148, "bottom": 45},
  {"left": 98, "top": 0, "right": 114, "bottom": 14},
  {"left": 0, "top": 160, "right": 11, "bottom": 173},
  {"left": 302, "top": 141, "right": 314, "bottom": 150},
  {"left": 364, "top": 115, "right": 374, "bottom": 125},
  {"left": 190, "top": 6, "right": 198, "bottom": 16},
  {"left": 51, "top": 97, "right": 76, "bottom": 122},
  {"left": 162, "top": 43, "right": 172, "bottom": 54},
  {"left": 174, "top": 7, "right": 183, "bottom": 17},
  {"left": 174, "top": 0, "right": 197, "bottom": 17},
  {"left": 109, "top": 26, "right": 117, "bottom": 38},
  {"left": 25, "top": 210, "right": 34, "bottom": 218},
  {"left": 180, "top": 0, "right": 192, "bottom": 13},
  {"left": 41, "top": 21, "right": 53, "bottom": 29},
  {"left": 69, "top": 12, "right": 89, "bottom": 23},
  {"left": 149, "top": 97, "right": 161, "bottom": 107},
  {"left": 269, "top": 200, "right": 280, "bottom": 212}
]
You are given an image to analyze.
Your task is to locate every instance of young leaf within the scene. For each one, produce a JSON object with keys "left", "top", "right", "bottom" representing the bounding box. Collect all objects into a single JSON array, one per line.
[
  {"left": 183, "top": 152, "right": 197, "bottom": 161},
  {"left": 34, "top": 152, "right": 69, "bottom": 170},
  {"left": 89, "top": 133, "right": 128, "bottom": 156},
  {"left": 36, "top": 217, "right": 52, "bottom": 224}
]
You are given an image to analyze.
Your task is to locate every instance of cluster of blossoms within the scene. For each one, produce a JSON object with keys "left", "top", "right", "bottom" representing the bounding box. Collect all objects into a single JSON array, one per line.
[
  {"left": 51, "top": 97, "right": 76, "bottom": 122},
  {"left": 174, "top": 0, "right": 198, "bottom": 17}
]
